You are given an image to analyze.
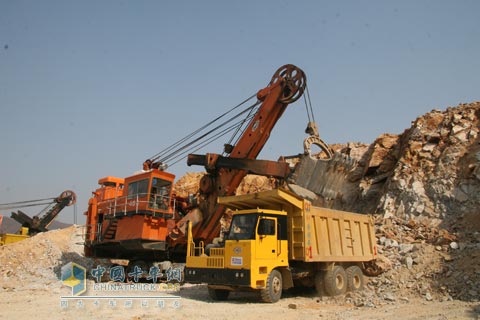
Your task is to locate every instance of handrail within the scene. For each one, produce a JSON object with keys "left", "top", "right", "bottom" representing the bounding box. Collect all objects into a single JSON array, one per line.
[
  {"left": 187, "top": 221, "right": 206, "bottom": 257},
  {"left": 96, "top": 192, "right": 172, "bottom": 217},
  {"left": 83, "top": 223, "right": 101, "bottom": 241}
]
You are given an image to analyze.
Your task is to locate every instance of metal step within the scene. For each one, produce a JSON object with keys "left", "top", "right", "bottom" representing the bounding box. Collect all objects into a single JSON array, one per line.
[{"left": 102, "top": 219, "right": 118, "bottom": 240}]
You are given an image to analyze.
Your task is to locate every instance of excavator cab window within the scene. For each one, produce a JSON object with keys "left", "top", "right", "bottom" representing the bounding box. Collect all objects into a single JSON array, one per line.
[
  {"left": 127, "top": 179, "right": 149, "bottom": 200},
  {"left": 103, "top": 181, "right": 123, "bottom": 189},
  {"left": 149, "top": 178, "right": 172, "bottom": 211}
]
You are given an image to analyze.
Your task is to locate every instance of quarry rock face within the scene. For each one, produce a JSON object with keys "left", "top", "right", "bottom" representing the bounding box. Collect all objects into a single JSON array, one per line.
[
  {"left": 377, "top": 103, "right": 480, "bottom": 226},
  {"left": 285, "top": 101, "right": 479, "bottom": 302},
  {"left": 290, "top": 102, "right": 480, "bottom": 229}
]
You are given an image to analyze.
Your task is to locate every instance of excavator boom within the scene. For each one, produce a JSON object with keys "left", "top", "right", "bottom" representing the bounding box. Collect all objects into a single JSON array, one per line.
[
  {"left": 186, "top": 64, "right": 307, "bottom": 242},
  {"left": 8, "top": 190, "right": 76, "bottom": 235}
]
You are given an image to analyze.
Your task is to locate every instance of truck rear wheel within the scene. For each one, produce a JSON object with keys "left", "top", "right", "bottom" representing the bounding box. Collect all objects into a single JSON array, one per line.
[
  {"left": 208, "top": 287, "right": 230, "bottom": 301},
  {"left": 324, "top": 265, "right": 347, "bottom": 296},
  {"left": 346, "top": 265, "right": 364, "bottom": 291},
  {"left": 260, "top": 269, "right": 282, "bottom": 303}
]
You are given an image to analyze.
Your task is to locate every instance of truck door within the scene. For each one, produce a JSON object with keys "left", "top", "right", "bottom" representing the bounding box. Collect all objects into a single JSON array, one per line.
[{"left": 255, "top": 217, "right": 278, "bottom": 260}]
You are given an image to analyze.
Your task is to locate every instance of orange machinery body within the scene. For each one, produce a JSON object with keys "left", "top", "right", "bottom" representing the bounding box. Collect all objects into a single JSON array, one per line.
[{"left": 84, "top": 170, "right": 182, "bottom": 261}]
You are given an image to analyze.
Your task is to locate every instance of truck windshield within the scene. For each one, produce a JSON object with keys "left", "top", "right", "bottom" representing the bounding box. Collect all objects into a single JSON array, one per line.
[{"left": 227, "top": 214, "right": 257, "bottom": 240}]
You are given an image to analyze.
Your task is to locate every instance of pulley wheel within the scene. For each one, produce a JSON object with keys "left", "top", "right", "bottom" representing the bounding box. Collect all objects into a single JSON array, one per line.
[
  {"left": 269, "top": 64, "right": 306, "bottom": 103},
  {"left": 58, "top": 190, "right": 77, "bottom": 206}
]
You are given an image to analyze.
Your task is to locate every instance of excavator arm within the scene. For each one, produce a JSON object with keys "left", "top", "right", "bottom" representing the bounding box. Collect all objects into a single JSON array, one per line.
[
  {"left": 10, "top": 190, "right": 76, "bottom": 235},
  {"left": 187, "top": 154, "right": 291, "bottom": 179},
  {"left": 185, "top": 64, "right": 306, "bottom": 242}
]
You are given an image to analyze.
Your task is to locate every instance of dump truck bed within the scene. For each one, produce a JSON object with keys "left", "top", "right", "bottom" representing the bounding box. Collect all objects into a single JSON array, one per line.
[
  {"left": 218, "top": 188, "right": 376, "bottom": 263},
  {"left": 290, "top": 204, "right": 376, "bottom": 262}
]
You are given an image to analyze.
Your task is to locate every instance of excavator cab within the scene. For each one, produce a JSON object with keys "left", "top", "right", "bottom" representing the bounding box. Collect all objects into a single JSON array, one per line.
[
  {"left": 84, "top": 170, "right": 178, "bottom": 260},
  {"left": 123, "top": 170, "right": 175, "bottom": 216}
]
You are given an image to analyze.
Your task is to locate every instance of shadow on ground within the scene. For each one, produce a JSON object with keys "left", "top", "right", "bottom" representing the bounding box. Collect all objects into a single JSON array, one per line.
[{"left": 177, "top": 283, "right": 319, "bottom": 303}]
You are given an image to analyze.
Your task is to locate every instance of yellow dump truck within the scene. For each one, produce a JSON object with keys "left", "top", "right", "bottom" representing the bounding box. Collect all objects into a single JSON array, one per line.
[{"left": 185, "top": 188, "right": 377, "bottom": 302}]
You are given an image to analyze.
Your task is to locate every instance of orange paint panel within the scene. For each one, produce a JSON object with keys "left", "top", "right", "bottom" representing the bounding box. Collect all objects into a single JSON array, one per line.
[
  {"left": 115, "top": 216, "right": 144, "bottom": 240},
  {"left": 141, "top": 217, "right": 169, "bottom": 240},
  {"left": 115, "top": 215, "right": 168, "bottom": 241}
]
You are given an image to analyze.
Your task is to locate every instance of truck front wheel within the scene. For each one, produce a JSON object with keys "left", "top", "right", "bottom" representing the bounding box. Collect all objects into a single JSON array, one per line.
[
  {"left": 260, "top": 269, "right": 282, "bottom": 303},
  {"left": 324, "top": 265, "right": 347, "bottom": 296},
  {"left": 208, "top": 287, "right": 230, "bottom": 301}
]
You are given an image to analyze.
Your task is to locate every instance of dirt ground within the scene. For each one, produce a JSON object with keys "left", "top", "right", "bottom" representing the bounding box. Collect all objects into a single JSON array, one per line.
[
  {"left": 0, "top": 282, "right": 478, "bottom": 320},
  {"left": 1, "top": 223, "right": 479, "bottom": 320}
]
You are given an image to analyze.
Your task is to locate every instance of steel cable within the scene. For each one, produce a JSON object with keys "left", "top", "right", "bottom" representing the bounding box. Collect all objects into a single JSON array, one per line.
[
  {"left": 167, "top": 112, "right": 257, "bottom": 167},
  {"left": 303, "top": 84, "right": 315, "bottom": 123},
  {"left": 0, "top": 197, "right": 55, "bottom": 207},
  {"left": 156, "top": 98, "right": 260, "bottom": 166},
  {"left": 147, "top": 93, "right": 257, "bottom": 164},
  {"left": 0, "top": 201, "right": 55, "bottom": 210}
]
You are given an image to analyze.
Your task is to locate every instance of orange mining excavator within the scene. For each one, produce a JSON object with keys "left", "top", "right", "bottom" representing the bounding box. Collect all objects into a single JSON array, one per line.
[{"left": 83, "top": 64, "right": 326, "bottom": 268}]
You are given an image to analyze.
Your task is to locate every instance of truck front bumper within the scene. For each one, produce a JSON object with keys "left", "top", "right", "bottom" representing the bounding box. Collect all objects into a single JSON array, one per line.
[{"left": 184, "top": 267, "right": 250, "bottom": 286}]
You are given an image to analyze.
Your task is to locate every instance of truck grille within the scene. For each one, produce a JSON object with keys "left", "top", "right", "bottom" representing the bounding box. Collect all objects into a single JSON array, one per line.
[{"left": 207, "top": 257, "right": 224, "bottom": 268}]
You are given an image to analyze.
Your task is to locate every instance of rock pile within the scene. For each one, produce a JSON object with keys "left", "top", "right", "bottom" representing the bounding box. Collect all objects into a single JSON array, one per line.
[
  {"left": 173, "top": 172, "right": 276, "bottom": 198},
  {"left": 369, "top": 103, "right": 479, "bottom": 302},
  {"left": 295, "top": 102, "right": 480, "bottom": 219},
  {"left": 303, "top": 101, "right": 480, "bottom": 303},
  {"left": 0, "top": 225, "right": 97, "bottom": 291},
  {"left": 376, "top": 102, "right": 480, "bottom": 225}
]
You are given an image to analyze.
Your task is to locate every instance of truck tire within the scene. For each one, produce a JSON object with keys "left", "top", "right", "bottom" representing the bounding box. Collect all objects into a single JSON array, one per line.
[
  {"left": 346, "top": 265, "right": 364, "bottom": 292},
  {"left": 324, "top": 265, "right": 347, "bottom": 296},
  {"left": 260, "top": 269, "right": 282, "bottom": 303},
  {"left": 208, "top": 287, "right": 230, "bottom": 301},
  {"left": 314, "top": 272, "right": 326, "bottom": 296}
]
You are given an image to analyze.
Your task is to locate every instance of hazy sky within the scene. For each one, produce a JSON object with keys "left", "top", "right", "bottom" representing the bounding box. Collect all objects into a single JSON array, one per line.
[{"left": 1, "top": 1, "right": 479, "bottom": 224}]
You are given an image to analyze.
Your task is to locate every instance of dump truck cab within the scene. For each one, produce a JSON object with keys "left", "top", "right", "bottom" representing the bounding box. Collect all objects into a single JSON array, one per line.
[{"left": 186, "top": 209, "right": 289, "bottom": 291}]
